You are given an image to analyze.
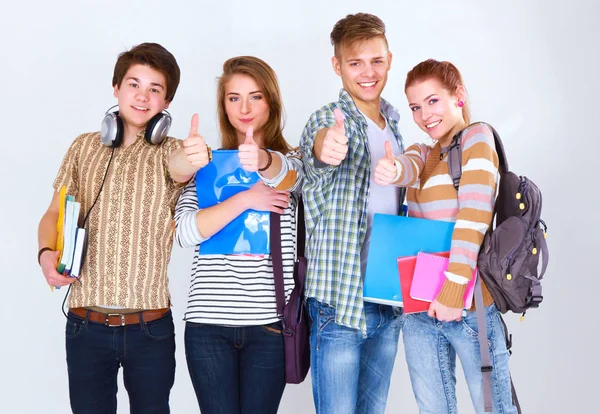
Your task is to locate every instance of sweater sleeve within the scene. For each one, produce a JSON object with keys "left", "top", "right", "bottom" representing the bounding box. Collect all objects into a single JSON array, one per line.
[
  {"left": 393, "top": 143, "right": 428, "bottom": 187},
  {"left": 436, "top": 123, "right": 499, "bottom": 308}
]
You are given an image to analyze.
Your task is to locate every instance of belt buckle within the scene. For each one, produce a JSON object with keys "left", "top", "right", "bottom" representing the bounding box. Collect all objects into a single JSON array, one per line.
[{"left": 105, "top": 313, "right": 126, "bottom": 327}]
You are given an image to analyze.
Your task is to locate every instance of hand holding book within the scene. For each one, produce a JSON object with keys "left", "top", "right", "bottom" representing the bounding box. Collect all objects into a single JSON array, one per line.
[{"left": 44, "top": 186, "right": 86, "bottom": 291}]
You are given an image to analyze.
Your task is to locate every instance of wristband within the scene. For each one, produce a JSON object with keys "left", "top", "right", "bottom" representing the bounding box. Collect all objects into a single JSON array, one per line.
[
  {"left": 258, "top": 148, "right": 273, "bottom": 172},
  {"left": 206, "top": 145, "right": 213, "bottom": 162},
  {"left": 38, "top": 247, "right": 53, "bottom": 265}
]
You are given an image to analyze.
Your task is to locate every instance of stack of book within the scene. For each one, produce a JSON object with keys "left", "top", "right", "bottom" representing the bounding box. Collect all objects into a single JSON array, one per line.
[
  {"left": 56, "top": 186, "right": 86, "bottom": 278},
  {"left": 363, "top": 214, "right": 476, "bottom": 313}
]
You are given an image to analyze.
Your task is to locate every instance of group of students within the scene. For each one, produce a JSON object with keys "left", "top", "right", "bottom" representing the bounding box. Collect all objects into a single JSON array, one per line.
[{"left": 37, "top": 12, "right": 518, "bottom": 414}]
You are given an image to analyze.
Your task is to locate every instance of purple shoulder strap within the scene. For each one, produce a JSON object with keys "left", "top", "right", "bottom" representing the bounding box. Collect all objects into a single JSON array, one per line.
[{"left": 271, "top": 196, "right": 305, "bottom": 316}]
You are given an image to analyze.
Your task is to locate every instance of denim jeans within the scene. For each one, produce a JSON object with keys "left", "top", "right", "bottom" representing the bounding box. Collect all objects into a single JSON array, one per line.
[
  {"left": 306, "top": 298, "right": 403, "bottom": 414},
  {"left": 402, "top": 304, "right": 518, "bottom": 414},
  {"left": 184, "top": 321, "right": 286, "bottom": 414},
  {"left": 65, "top": 310, "right": 176, "bottom": 414}
]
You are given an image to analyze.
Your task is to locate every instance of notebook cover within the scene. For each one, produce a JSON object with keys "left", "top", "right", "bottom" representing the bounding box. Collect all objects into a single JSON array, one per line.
[
  {"left": 410, "top": 252, "right": 477, "bottom": 309},
  {"left": 398, "top": 252, "right": 449, "bottom": 314},
  {"left": 195, "top": 150, "right": 270, "bottom": 255},
  {"left": 363, "top": 214, "right": 455, "bottom": 305}
]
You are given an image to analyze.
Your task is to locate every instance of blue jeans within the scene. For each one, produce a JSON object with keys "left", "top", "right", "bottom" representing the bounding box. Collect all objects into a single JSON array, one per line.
[
  {"left": 306, "top": 298, "right": 403, "bottom": 414},
  {"left": 184, "top": 321, "right": 286, "bottom": 414},
  {"left": 65, "top": 310, "right": 176, "bottom": 414},
  {"left": 402, "top": 304, "right": 518, "bottom": 414}
]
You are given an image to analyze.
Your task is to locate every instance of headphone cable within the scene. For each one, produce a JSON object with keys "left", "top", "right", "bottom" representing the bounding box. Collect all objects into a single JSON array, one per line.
[{"left": 61, "top": 147, "right": 116, "bottom": 318}]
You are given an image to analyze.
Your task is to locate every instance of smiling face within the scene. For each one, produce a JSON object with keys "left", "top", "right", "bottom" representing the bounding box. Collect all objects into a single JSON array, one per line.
[
  {"left": 332, "top": 36, "right": 392, "bottom": 112},
  {"left": 223, "top": 73, "right": 270, "bottom": 146},
  {"left": 405, "top": 77, "right": 465, "bottom": 147},
  {"left": 113, "top": 63, "right": 169, "bottom": 137}
]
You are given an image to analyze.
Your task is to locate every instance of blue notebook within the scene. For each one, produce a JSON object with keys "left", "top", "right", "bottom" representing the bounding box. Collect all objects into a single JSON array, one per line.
[
  {"left": 363, "top": 214, "right": 455, "bottom": 306},
  {"left": 195, "top": 150, "right": 270, "bottom": 255}
]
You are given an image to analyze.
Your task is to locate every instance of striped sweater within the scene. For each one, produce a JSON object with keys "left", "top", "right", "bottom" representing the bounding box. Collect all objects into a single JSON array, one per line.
[{"left": 394, "top": 123, "right": 498, "bottom": 308}]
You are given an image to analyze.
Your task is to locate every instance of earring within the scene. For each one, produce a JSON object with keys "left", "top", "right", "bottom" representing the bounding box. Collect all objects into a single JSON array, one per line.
[{"left": 457, "top": 100, "right": 464, "bottom": 108}]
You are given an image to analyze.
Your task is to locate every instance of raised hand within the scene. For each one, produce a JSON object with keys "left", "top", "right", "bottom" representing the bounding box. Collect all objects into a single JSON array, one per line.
[
  {"left": 374, "top": 140, "right": 399, "bottom": 186},
  {"left": 316, "top": 108, "right": 348, "bottom": 166},
  {"left": 183, "top": 114, "right": 210, "bottom": 171},
  {"left": 238, "top": 126, "right": 261, "bottom": 172}
]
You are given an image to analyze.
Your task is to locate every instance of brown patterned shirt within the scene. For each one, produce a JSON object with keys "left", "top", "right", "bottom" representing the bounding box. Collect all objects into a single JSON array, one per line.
[{"left": 53, "top": 131, "right": 185, "bottom": 310}]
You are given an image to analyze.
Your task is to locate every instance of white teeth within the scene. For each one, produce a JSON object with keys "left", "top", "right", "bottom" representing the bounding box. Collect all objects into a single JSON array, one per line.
[
  {"left": 133, "top": 106, "right": 148, "bottom": 111},
  {"left": 359, "top": 82, "right": 376, "bottom": 87},
  {"left": 426, "top": 120, "right": 441, "bottom": 128}
]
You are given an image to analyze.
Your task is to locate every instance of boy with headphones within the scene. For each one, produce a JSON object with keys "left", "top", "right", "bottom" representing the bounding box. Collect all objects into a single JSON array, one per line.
[{"left": 36, "top": 42, "right": 209, "bottom": 414}]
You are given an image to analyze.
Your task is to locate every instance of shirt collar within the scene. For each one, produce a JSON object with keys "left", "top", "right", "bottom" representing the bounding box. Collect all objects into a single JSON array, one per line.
[{"left": 337, "top": 88, "right": 400, "bottom": 125}]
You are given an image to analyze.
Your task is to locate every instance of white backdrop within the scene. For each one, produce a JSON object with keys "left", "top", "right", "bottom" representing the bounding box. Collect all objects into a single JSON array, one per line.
[{"left": 1, "top": 0, "right": 597, "bottom": 412}]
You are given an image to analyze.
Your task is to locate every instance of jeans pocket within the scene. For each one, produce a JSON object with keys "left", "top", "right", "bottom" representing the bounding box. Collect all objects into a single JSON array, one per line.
[
  {"left": 317, "top": 304, "right": 336, "bottom": 331},
  {"left": 460, "top": 310, "right": 493, "bottom": 347},
  {"left": 65, "top": 316, "right": 86, "bottom": 339},
  {"left": 143, "top": 312, "right": 175, "bottom": 341},
  {"left": 260, "top": 322, "right": 283, "bottom": 336}
]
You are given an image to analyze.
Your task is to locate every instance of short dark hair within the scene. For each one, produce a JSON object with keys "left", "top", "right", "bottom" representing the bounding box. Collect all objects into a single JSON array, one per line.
[
  {"left": 112, "top": 43, "right": 180, "bottom": 103},
  {"left": 330, "top": 13, "right": 388, "bottom": 57}
]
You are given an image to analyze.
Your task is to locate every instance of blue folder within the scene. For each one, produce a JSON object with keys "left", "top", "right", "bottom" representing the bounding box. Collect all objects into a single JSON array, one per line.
[
  {"left": 195, "top": 150, "right": 270, "bottom": 255},
  {"left": 363, "top": 214, "right": 455, "bottom": 306}
]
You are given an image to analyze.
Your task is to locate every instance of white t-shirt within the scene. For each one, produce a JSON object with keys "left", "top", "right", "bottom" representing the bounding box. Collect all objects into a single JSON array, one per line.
[{"left": 360, "top": 112, "right": 401, "bottom": 277}]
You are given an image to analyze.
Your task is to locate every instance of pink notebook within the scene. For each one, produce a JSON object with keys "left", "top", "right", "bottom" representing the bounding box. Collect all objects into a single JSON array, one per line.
[{"left": 410, "top": 252, "right": 477, "bottom": 309}]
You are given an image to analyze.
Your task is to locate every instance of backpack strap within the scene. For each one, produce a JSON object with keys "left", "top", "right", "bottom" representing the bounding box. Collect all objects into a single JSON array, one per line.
[
  {"left": 475, "top": 276, "right": 522, "bottom": 413},
  {"left": 443, "top": 133, "right": 463, "bottom": 191},
  {"left": 474, "top": 276, "right": 494, "bottom": 412},
  {"left": 538, "top": 233, "right": 549, "bottom": 280},
  {"left": 444, "top": 122, "right": 510, "bottom": 192}
]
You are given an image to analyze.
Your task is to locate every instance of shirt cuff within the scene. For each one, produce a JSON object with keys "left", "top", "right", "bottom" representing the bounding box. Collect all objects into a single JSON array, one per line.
[
  {"left": 435, "top": 278, "right": 468, "bottom": 309},
  {"left": 392, "top": 159, "right": 402, "bottom": 183}
]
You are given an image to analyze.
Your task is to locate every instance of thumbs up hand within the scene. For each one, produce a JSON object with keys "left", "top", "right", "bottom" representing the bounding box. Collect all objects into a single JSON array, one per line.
[
  {"left": 316, "top": 108, "right": 348, "bottom": 166},
  {"left": 183, "top": 114, "right": 210, "bottom": 171},
  {"left": 374, "top": 141, "right": 400, "bottom": 186},
  {"left": 238, "top": 126, "right": 263, "bottom": 172}
]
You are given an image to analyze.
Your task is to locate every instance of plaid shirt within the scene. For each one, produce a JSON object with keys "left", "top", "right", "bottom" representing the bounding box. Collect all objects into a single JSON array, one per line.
[{"left": 300, "top": 89, "right": 405, "bottom": 333}]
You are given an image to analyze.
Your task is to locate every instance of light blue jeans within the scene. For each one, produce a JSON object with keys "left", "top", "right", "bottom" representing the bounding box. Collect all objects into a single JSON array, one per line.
[
  {"left": 402, "top": 304, "right": 518, "bottom": 414},
  {"left": 306, "top": 298, "right": 403, "bottom": 414}
]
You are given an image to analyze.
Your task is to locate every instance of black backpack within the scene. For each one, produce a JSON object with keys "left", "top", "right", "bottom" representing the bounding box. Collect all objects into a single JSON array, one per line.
[{"left": 445, "top": 122, "right": 549, "bottom": 413}]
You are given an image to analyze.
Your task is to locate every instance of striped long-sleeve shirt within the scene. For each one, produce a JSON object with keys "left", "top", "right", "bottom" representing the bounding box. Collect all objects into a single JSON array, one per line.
[
  {"left": 174, "top": 150, "right": 304, "bottom": 325},
  {"left": 394, "top": 123, "right": 498, "bottom": 308}
]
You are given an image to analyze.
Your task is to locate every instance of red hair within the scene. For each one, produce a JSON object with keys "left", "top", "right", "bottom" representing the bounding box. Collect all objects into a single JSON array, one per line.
[{"left": 405, "top": 59, "right": 470, "bottom": 125}]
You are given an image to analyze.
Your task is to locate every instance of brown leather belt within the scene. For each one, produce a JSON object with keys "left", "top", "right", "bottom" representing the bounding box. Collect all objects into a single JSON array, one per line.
[{"left": 69, "top": 307, "right": 169, "bottom": 327}]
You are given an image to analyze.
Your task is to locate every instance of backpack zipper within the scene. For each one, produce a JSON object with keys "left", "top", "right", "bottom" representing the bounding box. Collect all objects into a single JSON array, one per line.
[{"left": 505, "top": 218, "right": 528, "bottom": 270}]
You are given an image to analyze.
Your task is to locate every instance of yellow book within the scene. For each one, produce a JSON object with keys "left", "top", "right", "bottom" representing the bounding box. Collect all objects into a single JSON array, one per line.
[
  {"left": 51, "top": 186, "right": 67, "bottom": 292},
  {"left": 56, "top": 186, "right": 67, "bottom": 259}
]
